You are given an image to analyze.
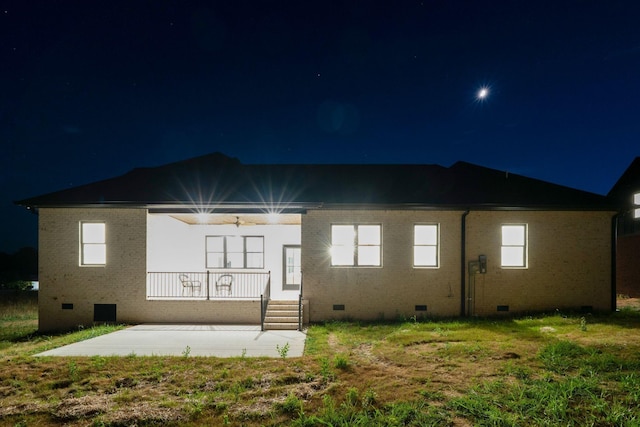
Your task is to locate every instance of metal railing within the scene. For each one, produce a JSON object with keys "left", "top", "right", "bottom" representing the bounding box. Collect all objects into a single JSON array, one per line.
[
  {"left": 260, "top": 275, "right": 271, "bottom": 331},
  {"left": 147, "top": 271, "right": 271, "bottom": 300},
  {"left": 298, "top": 271, "right": 303, "bottom": 331}
]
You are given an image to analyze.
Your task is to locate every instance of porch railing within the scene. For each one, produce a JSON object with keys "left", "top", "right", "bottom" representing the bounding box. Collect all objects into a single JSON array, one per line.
[{"left": 147, "top": 271, "right": 271, "bottom": 300}]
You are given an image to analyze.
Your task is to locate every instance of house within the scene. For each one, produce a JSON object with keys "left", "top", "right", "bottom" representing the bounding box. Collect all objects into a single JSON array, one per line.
[
  {"left": 608, "top": 157, "right": 640, "bottom": 298},
  {"left": 16, "top": 152, "right": 617, "bottom": 332}
]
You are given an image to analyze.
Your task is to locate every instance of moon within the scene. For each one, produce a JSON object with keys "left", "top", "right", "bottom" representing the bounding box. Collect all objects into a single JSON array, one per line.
[{"left": 477, "top": 87, "right": 489, "bottom": 100}]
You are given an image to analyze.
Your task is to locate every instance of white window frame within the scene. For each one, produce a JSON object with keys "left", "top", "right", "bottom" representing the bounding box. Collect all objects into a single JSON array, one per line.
[
  {"left": 413, "top": 224, "right": 439, "bottom": 268},
  {"left": 501, "top": 224, "right": 527, "bottom": 268},
  {"left": 205, "top": 236, "right": 264, "bottom": 269},
  {"left": 331, "top": 224, "right": 382, "bottom": 267},
  {"left": 80, "top": 222, "right": 106, "bottom": 266}
]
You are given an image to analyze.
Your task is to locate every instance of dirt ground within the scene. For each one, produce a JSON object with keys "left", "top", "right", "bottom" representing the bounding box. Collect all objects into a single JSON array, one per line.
[{"left": 617, "top": 296, "right": 640, "bottom": 310}]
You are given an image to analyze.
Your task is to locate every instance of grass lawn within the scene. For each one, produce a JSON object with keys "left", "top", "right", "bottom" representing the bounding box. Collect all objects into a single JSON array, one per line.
[{"left": 2, "top": 295, "right": 640, "bottom": 426}]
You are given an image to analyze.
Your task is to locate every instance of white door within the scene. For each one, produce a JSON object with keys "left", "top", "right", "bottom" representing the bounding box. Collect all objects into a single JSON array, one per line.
[{"left": 283, "top": 246, "right": 301, "bottom": 291}]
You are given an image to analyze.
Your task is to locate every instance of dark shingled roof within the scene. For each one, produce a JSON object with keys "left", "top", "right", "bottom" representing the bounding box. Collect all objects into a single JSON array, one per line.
[{"left": 15, "top": 152, "right": 613, "bottom": 211}]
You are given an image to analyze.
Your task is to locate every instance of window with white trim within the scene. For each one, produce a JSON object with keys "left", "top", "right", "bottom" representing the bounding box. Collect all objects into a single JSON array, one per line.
[
  {"left": 81, "top": 222, "right": 106, "bottom": 265},
  {"left": 634, "top": 192, "right": 640, "bottom": 219},
  {"left": 414, "top": 224, "right": 439, "bottom": 267},
  {"left": 206, "top": 236, "right": 264, "bottom": 269},
  {"left": 331, "top": 224, "right": 381, "bottom": 266},
  {"left": 501, "top": 224, "right": 527, "bottom": 268}
]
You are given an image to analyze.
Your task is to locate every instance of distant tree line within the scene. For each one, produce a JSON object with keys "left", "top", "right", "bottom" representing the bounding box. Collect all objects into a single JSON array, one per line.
[{"left": 0, "top": 247, "right": 37, "bottom": 290}]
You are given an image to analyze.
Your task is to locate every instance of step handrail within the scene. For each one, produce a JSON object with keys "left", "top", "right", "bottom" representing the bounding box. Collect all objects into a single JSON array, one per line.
[
  {"left": 298, "top": 271, "right": 303, "bottom": 331},
  {"left": 260, "top": 271, "right": 271, "bottom": 331}
]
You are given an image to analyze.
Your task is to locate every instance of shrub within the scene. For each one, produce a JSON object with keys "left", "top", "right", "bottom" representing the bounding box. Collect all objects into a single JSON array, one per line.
[{"left": 2, "top": 280, "right": 33, "bottom": 291}]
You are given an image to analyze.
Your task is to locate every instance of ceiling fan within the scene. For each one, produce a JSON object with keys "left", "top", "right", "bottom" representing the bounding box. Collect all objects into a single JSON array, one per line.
[{"left": 223, "top": 216, "right": 256, "bottom": 227}]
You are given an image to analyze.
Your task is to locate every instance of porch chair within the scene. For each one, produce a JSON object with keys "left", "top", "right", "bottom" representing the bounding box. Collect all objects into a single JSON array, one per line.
[
  {"left": 215, "top": 274, "right": 233, "bottom": 296},
  {"left": 179, "top": 274, "right": 202, "bottom": 296}
]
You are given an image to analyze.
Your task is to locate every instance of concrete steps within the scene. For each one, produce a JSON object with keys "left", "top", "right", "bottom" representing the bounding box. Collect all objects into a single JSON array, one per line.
[{"left": 263, "top": 300, "right": 301, "bottom": 330}]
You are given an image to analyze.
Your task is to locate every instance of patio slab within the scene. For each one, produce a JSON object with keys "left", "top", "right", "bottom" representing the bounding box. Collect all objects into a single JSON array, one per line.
[{"left": 35, "top": 324, "right": 307, "bottom": 357}]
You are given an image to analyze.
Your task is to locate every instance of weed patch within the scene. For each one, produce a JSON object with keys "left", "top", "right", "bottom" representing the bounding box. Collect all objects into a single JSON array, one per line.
[{"left": 538, "top": 340, "right": 589, "bottom": 372}]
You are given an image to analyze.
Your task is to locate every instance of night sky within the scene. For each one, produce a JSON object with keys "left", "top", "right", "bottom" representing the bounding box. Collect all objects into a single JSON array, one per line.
[{"left": 2, "top": 0, "right": 639, "bottom": 253}]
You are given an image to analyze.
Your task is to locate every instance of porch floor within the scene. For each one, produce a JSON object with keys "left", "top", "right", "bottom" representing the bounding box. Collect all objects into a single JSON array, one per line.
[{"left": 36, "top": 324, "right": 306, "bottom": 358}]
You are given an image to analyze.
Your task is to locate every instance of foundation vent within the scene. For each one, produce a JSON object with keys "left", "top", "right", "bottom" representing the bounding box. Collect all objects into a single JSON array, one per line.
[{"left": 94, "top": 304, "right": 117, "bottom": 322}]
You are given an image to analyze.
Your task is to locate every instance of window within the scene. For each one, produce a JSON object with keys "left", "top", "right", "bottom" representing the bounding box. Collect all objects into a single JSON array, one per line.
[
  {"left": 501, "top": 225, "right": 527, "bottom": 268},
  {"left": 634, "top": 192, "right": 640, "bottom": 219},
  {"left": 331, "top": 224, "right": 381, "bottom": 266},
  {"left": 206, "top": 236, "right": 264, "bottom": 269},
  {"left": 414, "top": 224, "right": 439, "bottom": 267},
  {"left": 284, "top": 246, "right": 301, "bottom": 288},
  {"left": 81, "top": 222, "right": 106, "bottom": 265}
]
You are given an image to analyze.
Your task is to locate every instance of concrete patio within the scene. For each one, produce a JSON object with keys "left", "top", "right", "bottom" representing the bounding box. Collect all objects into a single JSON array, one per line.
[{"left": 36, "top": 324, "right": 307, "bottom": 357}]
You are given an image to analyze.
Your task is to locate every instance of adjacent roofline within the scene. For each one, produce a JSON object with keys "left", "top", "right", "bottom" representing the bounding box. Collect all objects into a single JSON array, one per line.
[{"left": 608, "top": 156, "right": 640, "bottom": 207}]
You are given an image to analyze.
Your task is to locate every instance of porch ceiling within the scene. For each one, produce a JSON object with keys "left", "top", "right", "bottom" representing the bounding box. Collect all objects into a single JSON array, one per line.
[{"left": 169, "top": 213, "right": 301, "bottom": 226}]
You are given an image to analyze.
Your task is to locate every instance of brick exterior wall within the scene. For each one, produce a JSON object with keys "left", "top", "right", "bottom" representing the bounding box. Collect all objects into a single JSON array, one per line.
[
  {"left": 301, "top": 209, "right": 614, "bottom": 321},
  {"left": 302, "top": 210, "right": 463, "bottom": 321},
  {"left": 465, "top": 210, "right": 613, "bottom": 316},
  {"left": 39, "top": 208, "right": 146, "bottom": 331},
  {"left": 616, "top": 234, "right": 640, "bottom": 297},
  {"left": 38, "top": 208, "right": 262, "bottom": 331},
  {"left": 38, "top": 207, "right": 614, "bottom": 330}
]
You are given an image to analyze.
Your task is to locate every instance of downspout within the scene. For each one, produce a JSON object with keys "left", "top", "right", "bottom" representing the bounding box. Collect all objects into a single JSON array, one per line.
[
  {"left": 461, "top": 210, "right": 470, "bottom": 317},
  {"left": 611, "top": 213, "right": 619, "bottom": 312}
]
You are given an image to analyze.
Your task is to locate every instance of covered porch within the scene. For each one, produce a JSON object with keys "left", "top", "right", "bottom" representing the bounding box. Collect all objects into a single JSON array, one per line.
[{"left": 144, "top": 212, "right": 304, "bottom": 329}]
